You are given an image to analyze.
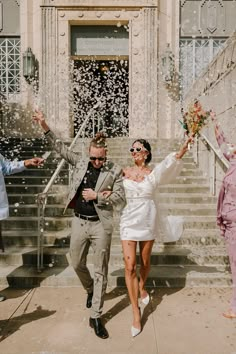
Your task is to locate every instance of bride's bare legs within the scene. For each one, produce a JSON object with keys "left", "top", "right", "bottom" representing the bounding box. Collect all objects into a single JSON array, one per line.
[
  {"left": 139, "top": 240, "right": 154, "bottom": 299},
  {"left": 122, "top": 240, "right": 141, "bottom": 329}
]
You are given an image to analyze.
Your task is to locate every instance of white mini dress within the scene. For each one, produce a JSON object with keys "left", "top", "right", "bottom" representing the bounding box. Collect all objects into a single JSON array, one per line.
[{"left": 120, "top": 153, "right": 183, "bottom": 241}]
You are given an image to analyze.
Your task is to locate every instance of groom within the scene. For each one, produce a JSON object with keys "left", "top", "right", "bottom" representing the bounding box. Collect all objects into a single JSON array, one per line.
[{"left": 33, "top": 111, "right": 126, "bottom": 339}]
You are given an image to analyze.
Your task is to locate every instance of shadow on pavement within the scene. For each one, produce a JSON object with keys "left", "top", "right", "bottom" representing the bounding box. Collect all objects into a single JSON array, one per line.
[
  {"left": 0, "top": 304, "right": 56, "bottom": 342},
  {"left": 102, "top": 287, "right": 130, "bottom": 324}
]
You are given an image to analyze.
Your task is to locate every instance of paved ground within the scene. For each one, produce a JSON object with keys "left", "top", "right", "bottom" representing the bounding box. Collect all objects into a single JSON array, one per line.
[{"left": 0, "top": 286, "right": 236, "bottom": 354}]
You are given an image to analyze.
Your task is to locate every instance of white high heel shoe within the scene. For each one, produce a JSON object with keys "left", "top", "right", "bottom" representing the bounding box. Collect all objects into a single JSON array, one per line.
[
  {"left": 141, "top": 293, "right": 150, "bottom": 305},
  {"left": 131, "top": 307, "right": 141, "bottom": 337},
  {"left": 131, "top": 325, "right": 141, "bottom": 337}
]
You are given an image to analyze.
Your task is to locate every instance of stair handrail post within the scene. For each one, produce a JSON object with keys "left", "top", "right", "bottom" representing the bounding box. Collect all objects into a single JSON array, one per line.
[
  {"left": 195, "top": 135, "right": 199, "bottom": 166},
  {"left": 36, "top": 192, "right": 47, "bottom": 271},
  {"left": 199, "top": 132, "right": 229, "bottom": 196},
  {"left": 210, "top": 150, "right": 216, "bottom": 196},
  {"left": 35, "top": 102, "right": 103, "bottom": 271}
]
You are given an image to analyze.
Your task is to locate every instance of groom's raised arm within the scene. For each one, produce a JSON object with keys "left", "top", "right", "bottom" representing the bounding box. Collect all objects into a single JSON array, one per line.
[{"left": 33, "top": 111, "right": 79, "bottom": 166}]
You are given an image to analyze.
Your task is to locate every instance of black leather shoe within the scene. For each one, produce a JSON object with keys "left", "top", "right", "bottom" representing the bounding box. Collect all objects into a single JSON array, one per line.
[
  {"left": 86, "top": 292, "right": 93, "bottom": 308},
  {"left": 89, "top": 318, "right": 109, "bottom": 339}
]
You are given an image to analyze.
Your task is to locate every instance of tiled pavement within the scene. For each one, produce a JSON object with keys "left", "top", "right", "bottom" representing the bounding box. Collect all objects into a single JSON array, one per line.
[{"left": 0, "top": 286, "right": 236, "bottom": 354}]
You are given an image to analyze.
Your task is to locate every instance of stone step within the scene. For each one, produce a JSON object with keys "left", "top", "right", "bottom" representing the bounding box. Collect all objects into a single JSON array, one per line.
[
  {"left": 113, "top": 216, "right": 218, "bottom": 231},
  {"left": 7, "top": 192, "right": 216, "bottom": 206},
  {"left": 175, "top": 176, "right": 208, "bottom": 184},
  {"left": 161, "top": 204, "right": 216, "bottom": 216},
  {"left": 5, "top": 176, "right": 208, "bottom": 188},
  {"left": 158, "top": 193, "right": 217, "bottom": 204},
  {"left": 0, "top": 227, "right": 223, "bottom": 248},
  {"left": 106, "top": 159, "right": 197, "bottom": 168},
  {"left": 5, "top": 175, "right": 68, "bottom": 185},
  {"left": 8, "top": 193, "right": 68, "bottom": 205},
  {"left": 108, "top": 155, "right": 195, "bottom": 162},
  {"left": 2, "top": 215, "right": 218, "bottom": 232},
  {"left": 7, "top": 192, "right": 217, "bottom": 205},
  {"left": 180, "top": 169, "right": 203, "bottom": 176},
  {"left": 2, "top": 143, "right": 50, "bottom": 153},
  {"left": 8, "top": 205, "right": 73, "bottom": 217},
  {"left": 5, "top": 184, "right": 61, "bottom": 194},
  {"left": 5, "top": 150, "right": 53, "bottom": 157},
  {"left": 0, "top": 264, "right": 231, "bottom": 288},
  {"left": 2, "top": 137, "right": 225, "bottom": 288},
  {"left": 158, "top": 184, "right": 210, "bottom": 193},
  {"left": 7, "top": 203, "right": 216, "bottom": 217},
  {"left": 8, "top": 168, "right": 68, "bottom": 177},
  {"left": 176, "top": 229, "right": 224, "bottom": 246},
  {"left": 0, "top": 246, "right": 228, "bottom": 268}
]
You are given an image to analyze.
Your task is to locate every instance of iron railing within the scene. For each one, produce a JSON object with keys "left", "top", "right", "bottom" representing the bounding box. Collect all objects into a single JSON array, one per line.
[{"left": 197, "top": 132, "right": 229, "bottom": 196}]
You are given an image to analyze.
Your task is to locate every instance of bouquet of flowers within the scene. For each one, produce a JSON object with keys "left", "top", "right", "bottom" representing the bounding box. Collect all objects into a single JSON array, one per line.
[{"left": 179, "top": 100, "right": 211, "bottom": 137}]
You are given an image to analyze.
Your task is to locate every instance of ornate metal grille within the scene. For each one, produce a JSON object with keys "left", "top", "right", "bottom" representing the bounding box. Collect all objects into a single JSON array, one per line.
[
  {"left": 0, "top": 37, "right": 21, "bottom": 96},
  {"left": 180, "top": 38, "right": 226, "bottom": 97}
]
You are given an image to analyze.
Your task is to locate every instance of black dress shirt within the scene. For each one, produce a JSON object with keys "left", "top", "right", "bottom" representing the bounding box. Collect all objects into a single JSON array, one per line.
[{"left": 74, "top": 162, "right": 101, "bottom": 216}]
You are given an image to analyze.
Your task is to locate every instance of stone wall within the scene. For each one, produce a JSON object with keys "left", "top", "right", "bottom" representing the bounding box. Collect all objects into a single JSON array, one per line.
[{"left": 184, "top": 32, "right": 236, "bottom": 194}]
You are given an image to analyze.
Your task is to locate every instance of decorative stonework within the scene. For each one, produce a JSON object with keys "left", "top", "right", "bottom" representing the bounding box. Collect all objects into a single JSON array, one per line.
[
  {"left": 200, "top": 0, "right": 223, "bottom": 7},
  {"left": 0, "top": 2, "right": 2, "bottom": 32},
  {"left": 180, "top": 0, "right": 236, "bottom": 37},
  {"left": 199, "top": 0, "right": 225, "bottom": 35},
  {"left": 41, "top": 0, "right": 157, "bottom": 7},
  {"left": 41, "top": 3, "right": 159, "bottom": 138},
  {"left": 206, "top": 3, "right": 217, "bottom": 33}
]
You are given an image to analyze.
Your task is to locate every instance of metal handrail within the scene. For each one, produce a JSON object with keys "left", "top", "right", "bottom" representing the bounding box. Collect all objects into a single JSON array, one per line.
[
  {"left": 199, "top": 132, "right": 229, "bottom": 196},
  {"left": 36, "top": 104, "right": 101, "bottom": 270}
]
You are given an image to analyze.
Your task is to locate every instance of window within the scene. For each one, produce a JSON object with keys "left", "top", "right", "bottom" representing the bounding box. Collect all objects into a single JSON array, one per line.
[
  {"left": 179, "top": 38, "right": 226, "bottom": 97},
  {"left": 0, "top": 37, "right": 21, "bottom": 96}
]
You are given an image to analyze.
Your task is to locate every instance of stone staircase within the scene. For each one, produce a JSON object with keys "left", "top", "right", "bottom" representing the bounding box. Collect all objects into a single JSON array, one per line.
[{"left": 0, "top": 137, "right": 231, "bottom": 288}]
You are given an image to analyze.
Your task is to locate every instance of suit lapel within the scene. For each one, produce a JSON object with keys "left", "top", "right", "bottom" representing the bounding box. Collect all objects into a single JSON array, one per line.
[
  {"left": 95, "top": 162, "right": 112, "bottom": 191},
  {"left": 72, "top": 159, "right": 89, "bottom": 193},
  {"left": 95, "top": 169, "right": 109, "bottom": 191}
]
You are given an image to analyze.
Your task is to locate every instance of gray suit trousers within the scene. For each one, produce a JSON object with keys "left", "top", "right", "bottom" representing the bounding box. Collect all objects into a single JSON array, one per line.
[{"left": 70, "top": 216, "right": 112, "bottom": 318}]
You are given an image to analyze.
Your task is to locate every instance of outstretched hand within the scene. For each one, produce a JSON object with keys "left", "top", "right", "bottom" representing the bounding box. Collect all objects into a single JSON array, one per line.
[
  {"left": 184, "top": 135, "right": 194, "bottom": 150},
  {"left": 24, "top": 157, "right": 44, "bottom": 167},
  {"left": 33, "top": 110, "right": 45, "bottom": 124},
  {"left": 176, "top": 135, "right": 194, "bottom": 160},
  {"left": 32, "top": 110, "right": 50, "bottom": 132}
]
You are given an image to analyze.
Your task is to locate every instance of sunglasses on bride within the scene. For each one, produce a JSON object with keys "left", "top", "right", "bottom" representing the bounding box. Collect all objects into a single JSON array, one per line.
[{"left": 129, "top": 147, "right": 146, "bottom": 153}]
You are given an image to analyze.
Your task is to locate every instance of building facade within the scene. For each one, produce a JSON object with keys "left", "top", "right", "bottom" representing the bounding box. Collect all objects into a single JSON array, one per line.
[{"left": 1, "top": 0, "right": 236, "bottom": 139}]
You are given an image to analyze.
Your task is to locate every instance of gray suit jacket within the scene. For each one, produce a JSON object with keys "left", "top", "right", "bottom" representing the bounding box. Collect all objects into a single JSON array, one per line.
[{"left": 45, "top": 131, "right": 126, "bottom": 233}]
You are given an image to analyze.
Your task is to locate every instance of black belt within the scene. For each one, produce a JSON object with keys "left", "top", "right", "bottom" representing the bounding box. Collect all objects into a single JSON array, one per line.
[{"left": 75, "top": 213, "right": 99, "bottom": 222}]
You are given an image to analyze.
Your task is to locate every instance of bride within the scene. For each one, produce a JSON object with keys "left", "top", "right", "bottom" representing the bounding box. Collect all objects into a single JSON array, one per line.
[{"left": 104, "top": 136, "right": 192, "bottom": 337}]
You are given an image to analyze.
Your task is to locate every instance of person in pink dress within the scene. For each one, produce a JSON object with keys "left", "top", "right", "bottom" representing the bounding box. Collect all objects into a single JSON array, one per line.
[{"left": 214, "top": 120, "right": 236, "bottom": 318}]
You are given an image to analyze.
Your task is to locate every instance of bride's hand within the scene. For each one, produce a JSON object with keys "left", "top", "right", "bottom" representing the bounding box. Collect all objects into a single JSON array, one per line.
[
  {"left": 102, "top": 191, "right": 112, "bottom": 198},
  {"left": 176, "top": 135, "right": 194, "bottom": 159}
]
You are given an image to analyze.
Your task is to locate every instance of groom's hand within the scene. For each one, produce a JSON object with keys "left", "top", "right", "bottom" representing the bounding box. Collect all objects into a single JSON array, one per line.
[
  {"left": 32, "top": 110, "right": 50, "bottom": 132},
  {"left": 82, "top": 188, "right": 98, "bottom": 201}
]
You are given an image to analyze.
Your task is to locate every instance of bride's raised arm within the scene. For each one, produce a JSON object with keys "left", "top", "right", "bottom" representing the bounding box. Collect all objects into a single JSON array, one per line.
[{"left": 152, "top": 136, "right": 193, "bottom": 185}]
